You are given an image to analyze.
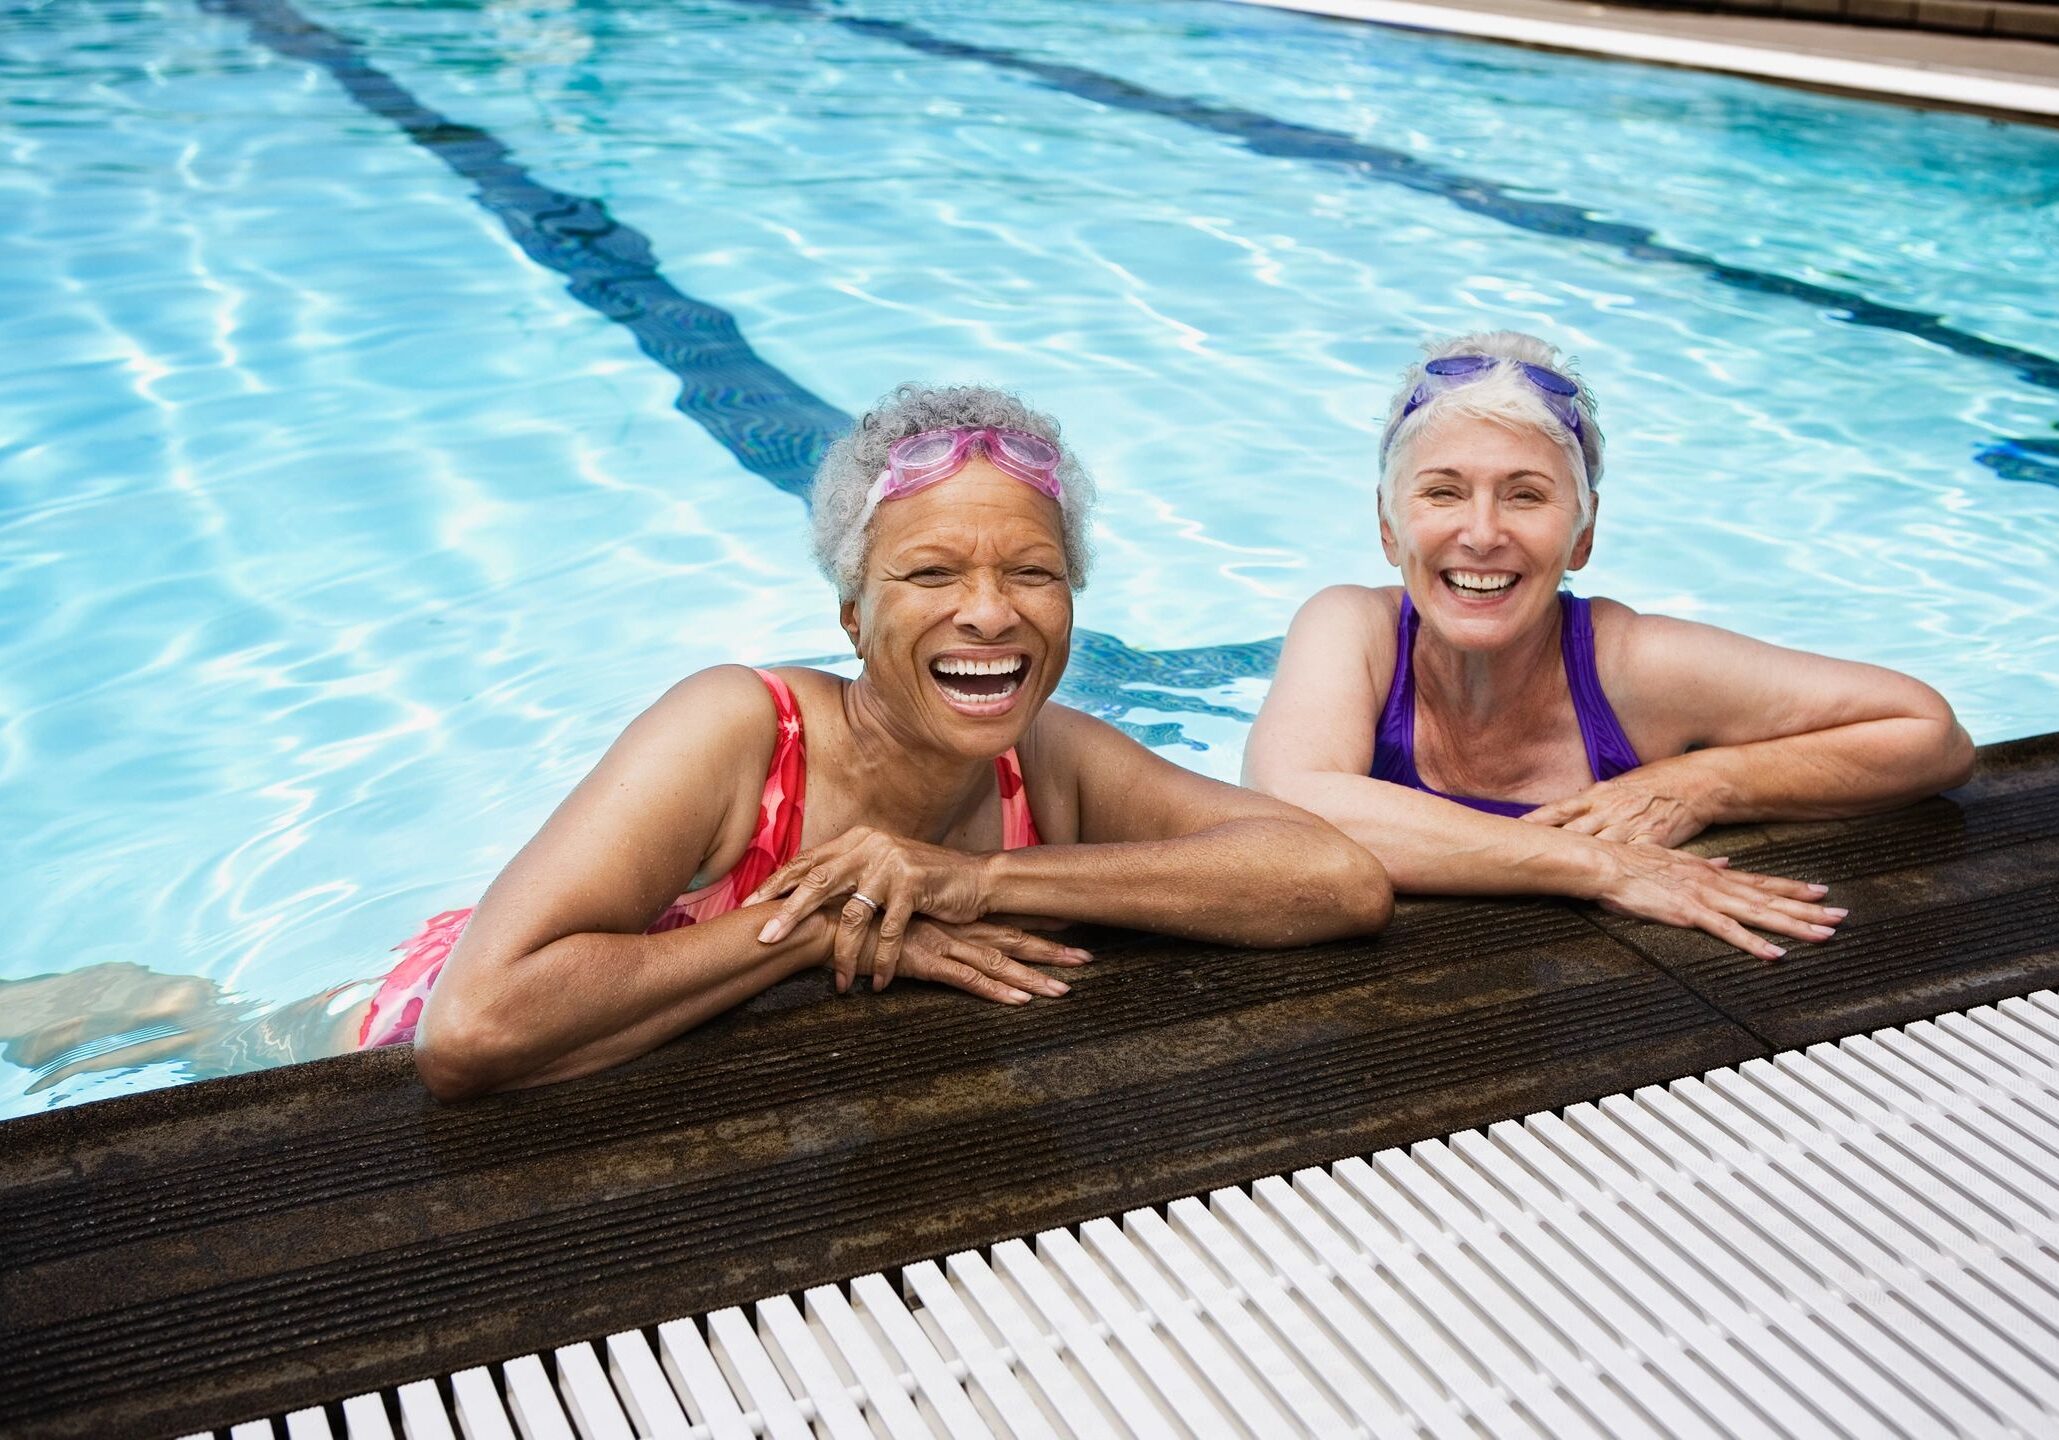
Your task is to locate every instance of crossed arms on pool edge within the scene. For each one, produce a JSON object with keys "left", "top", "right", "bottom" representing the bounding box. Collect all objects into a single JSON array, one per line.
[{"left": 369, "top": 336, "right": 1969, "bottom": 1102}]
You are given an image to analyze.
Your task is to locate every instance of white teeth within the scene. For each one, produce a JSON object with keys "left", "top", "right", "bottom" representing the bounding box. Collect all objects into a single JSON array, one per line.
[
  {"left": 936, "top": 681, "right": 1020, "bottom": 705},
  {"left": 933, "top": 655, "right": 1025, "bottom": 676},
  {"left": 1445, "top": 570, "right": 1517, "bottom": 594}
]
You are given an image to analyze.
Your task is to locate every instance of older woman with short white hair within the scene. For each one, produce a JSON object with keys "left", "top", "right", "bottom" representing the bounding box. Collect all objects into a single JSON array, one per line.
[
  {"left": 370, "top": 383, "right": 1392, "bottom": 1100},
  {"left": 1245, "top": 331, "right": 1974, "bottom": 958}
]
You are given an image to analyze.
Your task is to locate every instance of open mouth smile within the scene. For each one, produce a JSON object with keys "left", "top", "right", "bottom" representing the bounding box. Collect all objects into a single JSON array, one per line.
[
  {"left": 928, "top": 652, "right": 1030, "bottom": 713},
  {"left": 1442, "top": 568, "right": 1520, "bottom": 602}
]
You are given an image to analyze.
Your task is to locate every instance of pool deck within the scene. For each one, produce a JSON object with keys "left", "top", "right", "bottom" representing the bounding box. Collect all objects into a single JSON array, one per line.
[
  {"left": 1229, "top": 0, "right": 2059, "bottom": 117},
  {"left": 3, "top": 730, "right": 2057, "bottom": 1440}
]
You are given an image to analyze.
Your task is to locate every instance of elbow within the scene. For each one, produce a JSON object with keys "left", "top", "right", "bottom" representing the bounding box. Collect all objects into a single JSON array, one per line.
[
  {"left": 412, "top": 1007, "right": 514, "bottom": 1104},
  {"left": 1939, "top": 722, "right": 1977, "bottom": 792},
  {"left": 1337, "top": 841, "right": 1396, "bottom": 936},
  {"left": 1252, "top": 825, "right": 1393, "bottom": 947}
]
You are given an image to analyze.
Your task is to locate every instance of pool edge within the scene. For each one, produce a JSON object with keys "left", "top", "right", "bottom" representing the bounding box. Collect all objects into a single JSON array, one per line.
[{"left": 1222, "top": 0, "right": 2059, "bottom": 120}]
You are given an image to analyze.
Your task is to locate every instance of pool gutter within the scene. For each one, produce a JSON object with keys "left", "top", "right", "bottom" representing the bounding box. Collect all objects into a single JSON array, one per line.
[{"left": 1225, "top": 0, "right": 2059, "bottom": 118}]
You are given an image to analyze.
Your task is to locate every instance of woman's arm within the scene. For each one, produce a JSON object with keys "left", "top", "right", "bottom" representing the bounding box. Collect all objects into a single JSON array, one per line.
[
  {"left": 1526, "top": 612, "right": 1978, "bottom": 842},
  {"left": 746, "top": 700, "right": 1393, "bottom": 975},
  {"left": 417, "top": 909, "right": 836, "bottom": 1102},
  {"left": 413, "top": 666, "right": 828, "bottom": 1101},
  {"left": 982, "top": 704, "right": 1394, "bottom": 947},
  {"left": 1243, "top": 588, "right": 1844, "bottom": 960}
]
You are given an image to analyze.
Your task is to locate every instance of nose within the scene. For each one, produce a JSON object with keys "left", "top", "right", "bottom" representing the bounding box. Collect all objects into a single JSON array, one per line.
[
  {"left": 953, "top": 569, "right": 1018, "bottom": 639},
  {"left": 1459, "top": 489, "right": 1506, "bottom": 553}
]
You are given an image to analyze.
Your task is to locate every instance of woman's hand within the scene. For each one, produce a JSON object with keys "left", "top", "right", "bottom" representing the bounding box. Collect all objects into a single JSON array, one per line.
[
  {"left": 845, "top": 917, "right": 1089, "bottom": 1003},
  {"left": 744, "top": 826, "right": 996, "bottom": 990},
  {"left": 1521, "top": 777, "right": 1708, "bottom": 847},
  {"left": 1593, "top": 841, "right": 1846, "bottom": 961}
]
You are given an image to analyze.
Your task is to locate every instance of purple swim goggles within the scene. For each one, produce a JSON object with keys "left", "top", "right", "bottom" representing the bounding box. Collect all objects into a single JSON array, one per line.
[
  {"left": 1384, "top": 354, "right": 1588, "bottom": 463},
  {"left": 866, "top": 426, "right": 1064, "bottom": 510}
]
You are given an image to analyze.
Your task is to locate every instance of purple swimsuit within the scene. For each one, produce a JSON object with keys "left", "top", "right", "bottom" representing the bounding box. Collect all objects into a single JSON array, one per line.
[{"left": 1373, "top": 591, "right": 1641, "bottom": 818}]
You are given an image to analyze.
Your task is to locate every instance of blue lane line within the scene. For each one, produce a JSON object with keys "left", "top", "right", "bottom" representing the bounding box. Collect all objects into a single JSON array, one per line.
[
  {"left": 803, "top": 7, "right": 2059, "bottom": 400},
  {"left": 197, "top": 0, "right": 1279, "bottom": 739},
  {"left": 196, "top": 0, "right": 846, "bottom": 499}
]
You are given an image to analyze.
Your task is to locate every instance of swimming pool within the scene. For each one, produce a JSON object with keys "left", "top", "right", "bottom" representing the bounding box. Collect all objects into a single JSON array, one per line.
[{"left": 4, "top": 0, "right": 2056, "bottom": 1120}]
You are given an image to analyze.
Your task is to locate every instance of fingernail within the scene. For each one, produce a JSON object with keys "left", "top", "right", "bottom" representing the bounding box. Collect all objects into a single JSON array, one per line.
[
  {"left": 1046, "top": 980, "right": 1070, "bottom": 996},
  {"left": 1069, "top": 948, "right": 1094, "bottom": 961},
  {"left": 1766, "top": 946, "right": 1787, "bottom": 959},
  {"left": 1807, "top": 883, "right": 1830, "bottom": 896},
  {"left": 835, "top": 974, "right": 848, "bottom": 994},
  {"left": 1006, "top": 988, "right": 1032, "bottom": 1004},
  {"left": 1810, "top": 924, "right": 1836, "bottom": 938},
  {"left": 1824, "top": 907, "right": 1849, "bottom": 919},
  {"left": 873, "top": 974, "right": 886, "bottom": 992},
  {"left": 757, "top": 920, "right": 781, "bottom": 943}
]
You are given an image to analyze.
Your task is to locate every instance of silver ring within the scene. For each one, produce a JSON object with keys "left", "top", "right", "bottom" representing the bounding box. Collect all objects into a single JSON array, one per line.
[{"left": 848, "top": 892, "right": 880, "bottom": 912}]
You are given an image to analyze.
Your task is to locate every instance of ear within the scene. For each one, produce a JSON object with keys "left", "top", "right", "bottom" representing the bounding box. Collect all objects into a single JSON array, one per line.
[
  {"left": 1378, "top": 497, "right": 1402, "bottom": 568},
  {"left": 1567, "top": 491, "right": 1599, "bottom": 572},
  {"left": 839, "top": 598, "right": 861, "bottom": 654}
]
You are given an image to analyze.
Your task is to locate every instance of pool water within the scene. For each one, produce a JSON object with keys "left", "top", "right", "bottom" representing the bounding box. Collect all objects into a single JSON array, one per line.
[{"left": 3, "top": 0, "right": 2056, "bottom": 1120}]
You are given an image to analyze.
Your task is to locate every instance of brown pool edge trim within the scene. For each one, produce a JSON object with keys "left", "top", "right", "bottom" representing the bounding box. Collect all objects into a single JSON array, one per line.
[{"left": 2, "top": 730, "right": 2055, "bottom": 1440}]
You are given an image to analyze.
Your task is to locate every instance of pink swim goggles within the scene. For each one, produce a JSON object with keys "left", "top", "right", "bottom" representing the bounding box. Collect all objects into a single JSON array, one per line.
[{"left": 866, "top": 426, "right": 1064, "bottom": 509}]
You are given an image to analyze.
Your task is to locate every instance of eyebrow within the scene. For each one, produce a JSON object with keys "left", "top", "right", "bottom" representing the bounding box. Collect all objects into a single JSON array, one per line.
[
  {"left": 888, "top": 541, "right": 1066, "bottom": 565},
  {"left": 1410, "top": 468, "right": 1561, "bottom": 483}
]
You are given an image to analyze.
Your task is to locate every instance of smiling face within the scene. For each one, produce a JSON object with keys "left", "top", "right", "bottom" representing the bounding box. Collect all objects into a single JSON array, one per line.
[
  {"left": 841, "top": 458, "right": 1073, "bottom": 759},
  {"left": 1381, "top": 412, "right": 1594, "bottom": 652}
]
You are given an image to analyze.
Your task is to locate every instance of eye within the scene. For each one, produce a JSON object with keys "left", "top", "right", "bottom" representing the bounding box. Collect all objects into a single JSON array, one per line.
[
  {"left": 903, "top": 566, "right": 957, "bottom": 585},
  {"left": 1421, "top": 485, "right": 1462, "bottom": 503},
  {"left": 1011, "top": 566, "right": 1061, "bottom": 585}
]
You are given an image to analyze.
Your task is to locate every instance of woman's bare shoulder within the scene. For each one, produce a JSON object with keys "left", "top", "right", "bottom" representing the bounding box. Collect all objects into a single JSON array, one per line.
[
  {"left": 1588, "top": 598, "right": 1742, "bottom": 687},
  {"left": 1011, "top": 701, "right": 1157, "bottom": 843},
  {"left": 1295, "top": 582, "right": 1401, "bottom": 634},
  {"left": 632, "top": 663, "right": 787, "bottom": 778}
]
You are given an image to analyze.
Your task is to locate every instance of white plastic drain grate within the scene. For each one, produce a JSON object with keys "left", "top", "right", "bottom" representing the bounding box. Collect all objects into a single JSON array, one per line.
[{"left": 188, "top": 990, "right": 2059, "bottom": 1440}]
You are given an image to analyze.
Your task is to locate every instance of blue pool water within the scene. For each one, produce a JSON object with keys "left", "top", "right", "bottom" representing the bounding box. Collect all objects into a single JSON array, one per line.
[{"left": 3, "top": 0, "right": 2056, "bottom": 1119}]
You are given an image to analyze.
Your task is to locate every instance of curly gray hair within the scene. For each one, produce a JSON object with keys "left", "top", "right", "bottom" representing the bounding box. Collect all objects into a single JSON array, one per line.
[
  {"left": 810, "top": 384, "right": 1097, "bottom": 600},
  {"left": 1376, "top": 331, "right": 1605, "bottom": 529}
]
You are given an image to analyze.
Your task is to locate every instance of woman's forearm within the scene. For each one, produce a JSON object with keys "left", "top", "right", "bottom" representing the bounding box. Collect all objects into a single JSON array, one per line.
[
  {"left": 1637, "top": 716, "right": 1976, "bottom": 826},
  {"left": 980, "top": 817, "right": 1392, "bottom": 947},
  {"left": 416, "top": 905, "right": 831, "bottom": 1100},
  {"left": 1263, "top": 770, "right": 1614, "bottom": 899}
]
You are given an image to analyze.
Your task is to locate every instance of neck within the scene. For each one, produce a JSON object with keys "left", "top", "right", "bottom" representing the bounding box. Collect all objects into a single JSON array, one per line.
[
  {"left": 831, "top": 674, "right": 1000, "bottom": 841},
  {"left": 1411, "top": 597, "right": 1565, "bottom": 731}
]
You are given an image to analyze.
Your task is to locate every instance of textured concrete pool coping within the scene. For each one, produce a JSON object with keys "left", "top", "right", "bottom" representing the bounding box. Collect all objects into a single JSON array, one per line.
[
  {"left": 3, "top": 731, "right": 2056, "bottom": 1440},
  {"left": 1228, "top": 0, "right": 2059, "bottom": 117}
]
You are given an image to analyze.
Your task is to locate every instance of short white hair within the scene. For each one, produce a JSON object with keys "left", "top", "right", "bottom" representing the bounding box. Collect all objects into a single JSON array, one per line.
[
  {"left": 1376, "top": 331, "right": 1604, "bottom": 529},
  {"left": 810, "top": 383, "right": 1097, "bottom": 600}
]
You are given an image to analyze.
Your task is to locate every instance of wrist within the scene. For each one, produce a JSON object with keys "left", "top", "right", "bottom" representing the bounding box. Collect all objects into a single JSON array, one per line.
[
  {"left": 1650, "top": 754, "right": 1731, "bottom": 828},
  {"left": 1550, "top": 831, "right": 1622, "bottom": 902},
  {"left": 974, "top": 847, "right": 1010, "bottom": 915},
  {"left": 785, "top": 910, "right": 840, "bottom": 976}
]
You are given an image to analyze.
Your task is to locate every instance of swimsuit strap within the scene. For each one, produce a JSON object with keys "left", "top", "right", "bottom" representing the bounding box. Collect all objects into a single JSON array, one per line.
[
  {"left": 1558, "top": 598, "right": 1642, "bottom": 783},
  {"left": 995, "top": 748, "right": 1042, "bottom": 849},
  {"left": 646, "top": 667, "right": 807, "bottom": 930},
  {"left": 733, "top": 666, "right": 809, "bottom": 882},
  {"left": 1370, "top": 593, "right": 1421, "bottom": 791},
  {"left": 1370, "top": 590, "right": 1640, "bottom": 816}
]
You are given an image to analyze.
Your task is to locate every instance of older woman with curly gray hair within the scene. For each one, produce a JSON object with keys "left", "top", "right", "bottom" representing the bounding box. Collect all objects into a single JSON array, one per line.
[
  {"left": 1246, "top": 330, "right": 1974, "bottom": 961},
  {"left": 384, "top": 382, "right": 1391, "bottom": 1101}
]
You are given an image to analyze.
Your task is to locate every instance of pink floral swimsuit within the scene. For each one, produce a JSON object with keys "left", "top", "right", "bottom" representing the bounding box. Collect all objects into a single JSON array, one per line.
[{"left": 360, "top": 669, "right": 1044, "bottom": 1049}]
